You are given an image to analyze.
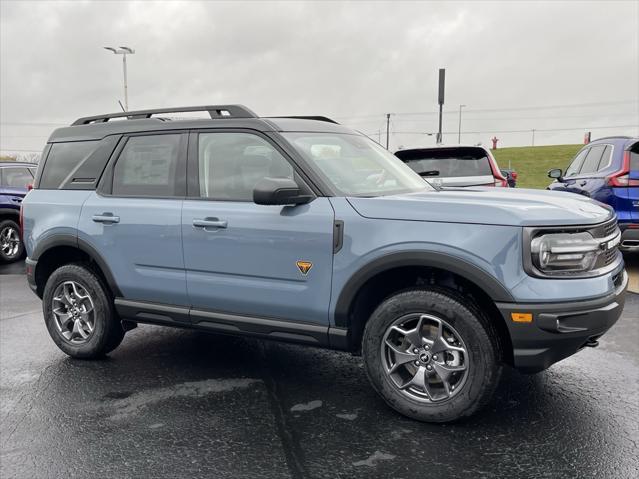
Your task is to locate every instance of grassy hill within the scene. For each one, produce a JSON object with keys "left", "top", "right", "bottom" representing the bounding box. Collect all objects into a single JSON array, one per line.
[{"left": 492, "top": 144, "right": 583, "bottom": 189}]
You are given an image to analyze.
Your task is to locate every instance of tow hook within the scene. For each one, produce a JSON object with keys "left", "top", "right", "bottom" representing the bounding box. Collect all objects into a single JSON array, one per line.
[{"left": 585, "top": 339, "right": 599, "bottom": 348}]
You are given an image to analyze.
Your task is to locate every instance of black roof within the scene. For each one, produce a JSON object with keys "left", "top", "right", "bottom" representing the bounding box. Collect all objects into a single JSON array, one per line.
[{"left": 48, "top": 104, "right": 355, "bottom": 143}]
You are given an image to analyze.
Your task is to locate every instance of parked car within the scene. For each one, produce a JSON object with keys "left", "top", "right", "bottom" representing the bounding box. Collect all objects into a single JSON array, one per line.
[
  {"left": 500, "top": 168, "right": 518, "bottom": 188},
  {"left": 0, "top": 161, "right": 35, "bottom": 263},
  {"left": 22, "top": 105, "right": 627, "bottom": 423},
  {"left": 547, "top": 136, "right": 638, "bottom": 252},
  {"left": 394, "top": 145, "right": 508, "bottom": 187}
]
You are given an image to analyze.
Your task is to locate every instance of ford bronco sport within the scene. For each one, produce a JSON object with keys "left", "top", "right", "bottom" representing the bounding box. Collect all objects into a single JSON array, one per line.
[{"left": 21, "top": 105, "right": 628, "bottom": 422}]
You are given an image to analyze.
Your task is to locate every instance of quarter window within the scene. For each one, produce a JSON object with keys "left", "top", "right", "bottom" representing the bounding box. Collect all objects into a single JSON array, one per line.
[
  {"left": 112, "top": 134, "right": 182, "bottom": 197},
  {"left": 197, "top": 132, "right": 294, "bottom": 201},
  {"left": 40, "top": 141, "right": 98, "bottom": 189}
]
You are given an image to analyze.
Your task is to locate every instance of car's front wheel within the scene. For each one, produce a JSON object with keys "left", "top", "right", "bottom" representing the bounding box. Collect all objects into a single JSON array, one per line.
[
  {"left": 362, "top": 287, "right": 502, "bottom": 422},
  {"left": 42, "top": 263, "right": 125, "bottom": 358},
  {"left": 0, "top": 219, "right": 24, "bottom": 264}
]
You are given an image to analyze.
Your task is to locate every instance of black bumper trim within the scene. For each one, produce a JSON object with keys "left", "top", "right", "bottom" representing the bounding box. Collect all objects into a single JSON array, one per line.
[{"left": 496, "top": 270, "right": 628, "bottom": 373}]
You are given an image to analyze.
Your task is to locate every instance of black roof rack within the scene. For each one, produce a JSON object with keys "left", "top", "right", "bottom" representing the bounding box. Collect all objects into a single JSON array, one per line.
[
  {"left": 267, "top": 115, "right": 339, "bottom": 124},
  {"left": 71, "top": 104, "right": 258, "bottom": 126}
]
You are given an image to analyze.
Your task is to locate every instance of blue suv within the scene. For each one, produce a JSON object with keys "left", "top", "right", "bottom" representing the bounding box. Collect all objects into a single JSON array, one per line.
[
  {"left": 21, "top": 105, "right": 628, "bottom": 422},
  {"left": 1, "top": 161, "right": 35, "bottom": 263},
  {"left": 547, "top": 136, "right": 639, "bottom": 252}
]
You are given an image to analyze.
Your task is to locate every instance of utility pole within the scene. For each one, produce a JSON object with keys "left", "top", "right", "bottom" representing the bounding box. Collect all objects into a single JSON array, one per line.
[
  {"left": 104, "top": 46, "right": 135, "bottom": 111},
  {"left": 532, "top": 129, "right": 536, "bottom": 146},
  {"left": 437, "top": 68, "right": 445, "bottom": 144},
  {"left": 385, "top": 113, "right": 391, "bottom": 149},
  {"left": 457, "top": 104, "right": 466, "bottom": 143}
]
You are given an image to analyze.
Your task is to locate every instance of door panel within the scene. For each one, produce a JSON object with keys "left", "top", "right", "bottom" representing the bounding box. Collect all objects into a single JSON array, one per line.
[
  {"left": 78, "top": 132, "right": 188, "bottom": 306},
  {"left": 182, "top": 198, "right": 335, "bottom": 324},
  {"left": 182, "top": 129, "right": 334, "bottom": 325},
  {"left": 79, "top": 194, "right": 187, "bottom": 306}
]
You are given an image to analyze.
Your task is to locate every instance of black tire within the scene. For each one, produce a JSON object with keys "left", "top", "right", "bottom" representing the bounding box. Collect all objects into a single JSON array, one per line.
[
  {"left": 42, "top": 263, "right": 125, "bottom": 358},
  {"left": 0, "top": 219, "right": 24, "bottom": 264},
  {"left": 362, "top": 287, "right": 502, "bottom": 423}
]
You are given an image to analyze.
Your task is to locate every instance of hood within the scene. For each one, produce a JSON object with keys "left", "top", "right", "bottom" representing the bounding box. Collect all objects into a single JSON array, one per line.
[{"left": 347, "top": 187, "right": 613, "bottom": 227}]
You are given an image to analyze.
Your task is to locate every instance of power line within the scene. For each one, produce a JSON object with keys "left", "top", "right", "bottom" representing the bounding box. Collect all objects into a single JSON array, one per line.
[
  {"left": 364, "top": 124, "right": 639, "bottom": 136},
  {"left": 333, "top": 99, "right": 638, "bottom": 121}
]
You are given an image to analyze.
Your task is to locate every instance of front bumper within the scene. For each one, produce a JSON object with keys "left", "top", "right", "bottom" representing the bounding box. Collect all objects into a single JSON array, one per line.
[{"left": 496, "top": 269, "right": 628, "bottom": 373}]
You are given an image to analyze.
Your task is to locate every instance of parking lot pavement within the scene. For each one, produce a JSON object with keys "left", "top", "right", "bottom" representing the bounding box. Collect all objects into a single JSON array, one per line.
[{"left": 1, "top": 265, "right": 637, "bottom": 479}]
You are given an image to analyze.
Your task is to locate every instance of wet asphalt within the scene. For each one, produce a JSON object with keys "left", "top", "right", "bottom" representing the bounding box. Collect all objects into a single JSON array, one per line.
[{"left": 1, "top": 261, "right": 638, "bottom": 479}]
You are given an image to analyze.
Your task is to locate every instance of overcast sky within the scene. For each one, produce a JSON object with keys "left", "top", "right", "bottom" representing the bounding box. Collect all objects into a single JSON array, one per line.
[{"left": 1, "top": 0, "right": 638, "bottom": 155}]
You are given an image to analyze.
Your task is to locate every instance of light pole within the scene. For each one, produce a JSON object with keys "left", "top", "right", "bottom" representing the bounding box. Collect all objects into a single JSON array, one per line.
[
  {"left": 458, "top": 104, "right": 466, "bottom": 143},
  {"left": 104, "top": 46, "right": 135, "bottom": 111}
]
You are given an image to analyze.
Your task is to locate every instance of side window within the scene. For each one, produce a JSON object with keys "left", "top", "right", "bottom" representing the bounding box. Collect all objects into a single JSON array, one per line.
[
  {"left": 0, "top": 167, "right": 32, "bottom": 188},
  {"left": 595, "top": 145, "right": 612, "bottom": 171},
  {"left": 565, "top": 149, "right": 588, "bottom": 177},
  {"left": 197, "top": 132, "right": 294, "bottom": 201},
  {"left": 40, "top": 141, "right": 98, "bottom": 189},
  {"left": 112, "top": 134, "right": 182, "bottom": 197},
  {"left": 579, "top": 145, "right": 606, "bottom": 175}
]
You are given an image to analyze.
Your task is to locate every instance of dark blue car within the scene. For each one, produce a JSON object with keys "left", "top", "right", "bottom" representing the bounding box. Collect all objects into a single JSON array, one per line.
[
  {"left": 0, "top": 161, "right": 36, "bottom": 263},
  {"left": 548, "top": 136, "right": 638, "bottom": 252}
]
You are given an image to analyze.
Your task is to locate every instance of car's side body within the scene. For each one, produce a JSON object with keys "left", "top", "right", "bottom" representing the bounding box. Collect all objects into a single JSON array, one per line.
[
  {"left": 1, "top": 161, "right": 36, "bottom": 262},
  {"left": 547, "top": 136, "right": 639, "bottom": 251},
  {"left": 21, "top": 106, "right": 627, "bottom": 385}
]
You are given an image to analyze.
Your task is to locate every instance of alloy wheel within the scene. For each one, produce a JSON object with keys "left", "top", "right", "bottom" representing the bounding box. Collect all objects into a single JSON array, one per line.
[
  {"left": 0, "top": 225, "right": 20, "bottom": 259},
  {"left": 52, "top": 281, "right": 96, "bottom": 344},
  {"left": 381, "top": 313, "right": 470, "bottom": 402}
]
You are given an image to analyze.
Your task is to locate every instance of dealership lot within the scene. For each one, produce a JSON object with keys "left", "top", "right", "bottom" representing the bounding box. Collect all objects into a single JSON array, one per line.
[{"left": 1, "top": 261, "right": 638, "bottom": 479}]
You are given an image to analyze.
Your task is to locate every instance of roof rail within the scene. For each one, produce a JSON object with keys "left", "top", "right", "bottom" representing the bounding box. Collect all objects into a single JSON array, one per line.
[
  {"left": 267, "top": 115, "right": 338, "bottom": 124},
  {"left": 593, "top": 135, "right": 635, "bottom": 141},
  {"left": 71, "top": 104, "right": 258, "bottom": 126}
]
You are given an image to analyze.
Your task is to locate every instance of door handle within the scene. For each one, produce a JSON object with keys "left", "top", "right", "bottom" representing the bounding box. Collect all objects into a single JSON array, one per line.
[
  {"left": 193, "top": 218, "right": 228, "bottom": 229},
  {"left": 92, "top": 213, "right": 120, "bottom": 224}
]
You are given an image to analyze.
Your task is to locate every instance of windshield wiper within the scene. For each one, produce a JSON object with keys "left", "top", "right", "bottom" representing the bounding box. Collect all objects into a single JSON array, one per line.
[{"left": 419, "top": 170, "right": 440, "bottom": 177}]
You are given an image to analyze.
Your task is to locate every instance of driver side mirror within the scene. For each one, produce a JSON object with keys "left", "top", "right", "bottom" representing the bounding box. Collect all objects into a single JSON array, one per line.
[
  {"left": 548, "top": 168, "right": 563, "bottom": 180},
  {"left": 253, "top": 177, "right": 312, "bottom": 206}
]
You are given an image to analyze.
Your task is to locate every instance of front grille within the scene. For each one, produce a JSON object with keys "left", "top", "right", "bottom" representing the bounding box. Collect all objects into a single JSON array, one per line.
[
  {"left": 603, "top": 220, "right": 618, "bottom": 237},
  {"left": 588, "top": 218, "right": 620, "bottom": 267}
]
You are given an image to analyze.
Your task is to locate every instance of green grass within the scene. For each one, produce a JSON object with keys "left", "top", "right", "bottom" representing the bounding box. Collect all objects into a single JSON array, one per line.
[{"left": 492, "top": 144, "right": 583, "bottom": 189}]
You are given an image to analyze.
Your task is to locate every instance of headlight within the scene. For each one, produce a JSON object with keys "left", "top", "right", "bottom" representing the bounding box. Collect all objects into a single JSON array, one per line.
[{"left": 530, "top": 232, "right": 600, "bottom": 275}]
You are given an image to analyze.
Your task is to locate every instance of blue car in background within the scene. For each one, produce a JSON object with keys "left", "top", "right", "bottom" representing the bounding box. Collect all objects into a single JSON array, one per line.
[
  {"left": 548, "top": 136, "right": 639, "bottom": 252},
  {"left": 0, "top": 161, "right": 36, "bottom": 263}
]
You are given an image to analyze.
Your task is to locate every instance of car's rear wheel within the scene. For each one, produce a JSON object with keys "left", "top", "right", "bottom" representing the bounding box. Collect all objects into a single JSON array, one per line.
[
  {"left": 0, "top": 219, "right": 24, "bottom": 264},
  {"left": 42, "top": 263, "right": 125, "bottom": 358},
  {"left": 362, "top": 287, "right": 502, "bottom": 422}
]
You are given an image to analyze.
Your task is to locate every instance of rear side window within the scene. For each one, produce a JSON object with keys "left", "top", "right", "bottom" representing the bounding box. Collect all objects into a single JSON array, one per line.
[
  {"left": 579, "top": 145, "right": 607, "bottom": 175},
  {"left": 112, "top": 134, "right": 182, "bottom": 197},
  {"left": 40, "top": 141, "right": 98, "bottom": 189},
  {"left": 0, "top": 167, "right": 33, "bottom": 188},
  {"left": 396, "top": 148, "right": 492, "bottom": 178}
]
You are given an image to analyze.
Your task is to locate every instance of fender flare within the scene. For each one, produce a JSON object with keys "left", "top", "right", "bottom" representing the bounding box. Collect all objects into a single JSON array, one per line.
[
  {"left": 333, "top": 250, "right": 514, "bottom": 328},
  {"left": 31, "top": 234, "right": 122, "bottom": 297}
]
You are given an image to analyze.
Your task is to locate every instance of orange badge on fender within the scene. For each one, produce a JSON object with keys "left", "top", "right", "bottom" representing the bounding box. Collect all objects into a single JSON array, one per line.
[{"left": 296, "top": 261, "right": 313, "bottom": 275}]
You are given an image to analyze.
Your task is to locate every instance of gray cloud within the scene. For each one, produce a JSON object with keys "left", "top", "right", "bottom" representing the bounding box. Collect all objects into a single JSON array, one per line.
[{"left": 1, "top": 0, "right": 637, "bottom": 154}]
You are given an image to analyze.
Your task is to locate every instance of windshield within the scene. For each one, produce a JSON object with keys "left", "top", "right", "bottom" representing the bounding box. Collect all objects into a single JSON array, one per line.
[
  {"left": 395, "top": 147, "right": 492, "bottom": 178},
  {"left": 283, "top": 132, "right": 432, "bottom": 196}
]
